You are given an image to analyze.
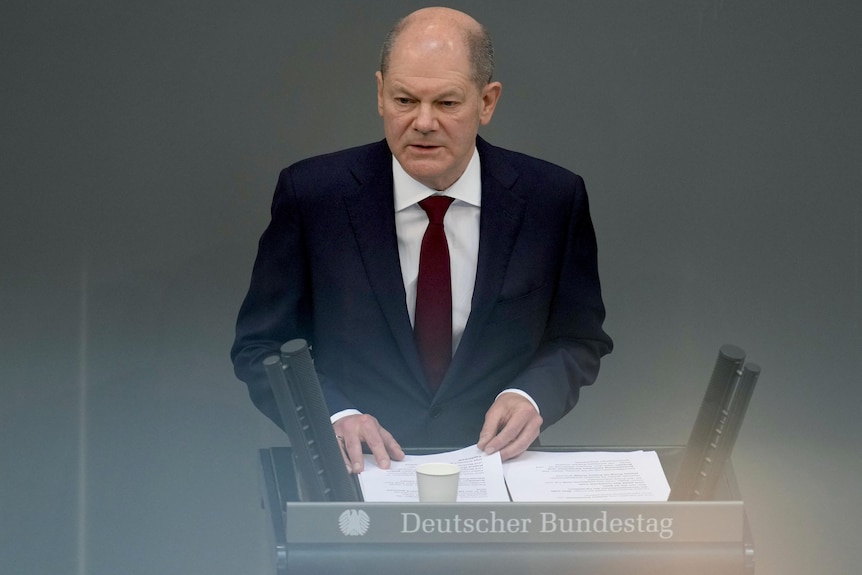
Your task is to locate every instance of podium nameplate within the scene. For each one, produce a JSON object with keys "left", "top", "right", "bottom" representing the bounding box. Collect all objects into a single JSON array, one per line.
[{"left": 284, "top": 501, "right": 743, "bottom": 545}]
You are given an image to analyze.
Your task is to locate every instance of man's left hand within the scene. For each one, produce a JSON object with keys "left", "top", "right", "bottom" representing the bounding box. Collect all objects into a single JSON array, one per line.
[{"left": 476, "top": 393, "right": 543, "bottom": 461}]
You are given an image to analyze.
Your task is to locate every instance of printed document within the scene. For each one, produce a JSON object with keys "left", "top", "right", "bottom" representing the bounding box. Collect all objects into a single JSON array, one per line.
[
  {"left": 358, "top": 445, "right": 509, "bottom": 502},
  {"left": 503, "top": 450, "right": 670, "bottom": 502}
]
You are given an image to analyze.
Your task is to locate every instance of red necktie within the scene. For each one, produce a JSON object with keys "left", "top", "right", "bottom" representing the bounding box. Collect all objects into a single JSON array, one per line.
[{"left": 414, "top": 196, "right": 455, "bottom": 391}]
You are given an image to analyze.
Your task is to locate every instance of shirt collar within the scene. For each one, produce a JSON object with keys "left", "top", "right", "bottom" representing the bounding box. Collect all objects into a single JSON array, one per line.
[{"left": 392, "top": 148, "right": 482, "bottom": 212}]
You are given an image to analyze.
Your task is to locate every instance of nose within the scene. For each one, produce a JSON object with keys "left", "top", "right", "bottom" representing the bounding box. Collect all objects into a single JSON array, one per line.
[{"left": 413, "top": 103, "right": 437, "bottom": 133}]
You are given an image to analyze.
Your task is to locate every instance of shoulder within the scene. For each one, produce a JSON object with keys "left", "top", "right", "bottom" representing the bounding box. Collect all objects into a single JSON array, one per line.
[
  {"left": 269, "top": 140, "right": 392, "bottom": 211},
  {"left": 280, "top": 140, "right": 390, "bottom": 183},
  {"left": 477, "top": 137, "right": 586, "bottom": 194}
]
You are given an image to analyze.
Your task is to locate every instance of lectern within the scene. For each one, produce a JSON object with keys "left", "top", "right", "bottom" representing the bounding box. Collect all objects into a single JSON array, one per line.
[
  {"left": 258, "top": 343, "right": 758, "bottom": 574},
  {"left": 259, "top": 445, "right": 755, "bottom": 575}
]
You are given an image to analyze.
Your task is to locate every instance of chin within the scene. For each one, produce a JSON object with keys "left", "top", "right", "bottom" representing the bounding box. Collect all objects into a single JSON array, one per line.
[{"left": 403, "top": 162, "right": 447, "bottom": 184}]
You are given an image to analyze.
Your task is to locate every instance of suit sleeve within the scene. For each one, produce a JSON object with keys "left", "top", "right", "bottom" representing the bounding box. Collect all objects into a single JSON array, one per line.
[
  {"left": 506, "top": 175, "right": 613, "bottom": 428},
  {"left": 230, "top": 168, "right": 353, "bottom": 429}
]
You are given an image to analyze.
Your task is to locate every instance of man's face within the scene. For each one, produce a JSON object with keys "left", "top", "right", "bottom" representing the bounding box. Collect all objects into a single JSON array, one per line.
[{"left": 376, "top": 34, "right": 501, "bottom": 191}]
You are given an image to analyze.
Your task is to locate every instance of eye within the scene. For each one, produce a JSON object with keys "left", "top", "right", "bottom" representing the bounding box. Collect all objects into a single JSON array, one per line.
[
  {"left": 440, "top": 101, "right": 457, "bottom": 108},
  {"left": 395, "top": 97, "right": 412, "bottom": 105}
]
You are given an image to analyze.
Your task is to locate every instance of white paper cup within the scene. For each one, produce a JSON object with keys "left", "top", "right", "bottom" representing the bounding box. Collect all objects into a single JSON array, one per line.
[{"left": 415, "top": 462, "right": 460, "bottom": 502}]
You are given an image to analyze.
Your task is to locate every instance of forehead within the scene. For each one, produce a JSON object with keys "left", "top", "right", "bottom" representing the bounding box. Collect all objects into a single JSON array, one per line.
[{"left": 387, "top": 27, "right": 474, "bottom": 83}]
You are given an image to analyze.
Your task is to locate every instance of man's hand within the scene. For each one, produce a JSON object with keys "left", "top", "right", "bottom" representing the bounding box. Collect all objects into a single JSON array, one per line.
[
  {"left": 476, "top": 393, "right": 543, "bottom": 461},
  {"left": 333, "top": 413, "right": 405, "bottom": 474}
]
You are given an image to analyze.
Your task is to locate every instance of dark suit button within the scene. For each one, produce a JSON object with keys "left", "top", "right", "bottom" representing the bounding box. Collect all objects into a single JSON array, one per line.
[{"left": 430, "top": 406, "right": 442, "bottom": 418}]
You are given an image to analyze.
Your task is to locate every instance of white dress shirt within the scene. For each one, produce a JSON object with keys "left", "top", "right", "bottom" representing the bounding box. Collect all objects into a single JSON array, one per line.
[{"left": 393, "top": 148, "right": 481, "bottom": 351}]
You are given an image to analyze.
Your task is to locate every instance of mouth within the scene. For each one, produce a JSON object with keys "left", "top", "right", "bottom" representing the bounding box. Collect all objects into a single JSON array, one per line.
[{"left": 409, "top": 144, "right": 441, "bottom": 152}]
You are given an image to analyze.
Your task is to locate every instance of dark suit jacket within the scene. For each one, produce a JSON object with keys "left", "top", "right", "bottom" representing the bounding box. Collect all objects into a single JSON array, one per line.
[{"left": 231, "top": 137, "right": 612, "bottom": 447}]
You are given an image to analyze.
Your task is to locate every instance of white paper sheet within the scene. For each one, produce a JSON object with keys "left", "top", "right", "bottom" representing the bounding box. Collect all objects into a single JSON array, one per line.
[
  {"left": 358, "top": 445, "right": 510, "bottom": 502},
  {"left": 502, "top": 450, "right": 671, "bottom": 502}
]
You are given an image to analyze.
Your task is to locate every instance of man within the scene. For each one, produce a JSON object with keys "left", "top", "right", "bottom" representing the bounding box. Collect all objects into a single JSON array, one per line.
[{"left": 231, "top": 7, "right": 612, "bottom": 473}]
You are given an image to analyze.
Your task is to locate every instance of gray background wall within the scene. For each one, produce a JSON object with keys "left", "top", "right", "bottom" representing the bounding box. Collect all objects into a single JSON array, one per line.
[{"left": 2, "top": 1, "right": 859, "bottom": 574}]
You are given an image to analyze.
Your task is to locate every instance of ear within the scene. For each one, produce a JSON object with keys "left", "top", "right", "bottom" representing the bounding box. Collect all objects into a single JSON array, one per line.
[
  {"left": 479, "top": 81, "right": 502, "bottom": 126},
  {"left": 375, "top": 71, "right": 385, "bottom": 117}
]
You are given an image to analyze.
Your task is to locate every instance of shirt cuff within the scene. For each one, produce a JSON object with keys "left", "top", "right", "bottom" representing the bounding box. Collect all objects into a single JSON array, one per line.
[
  {"left": 497, "top": 389, "right": 541, "bottom": 416},
  {"left": 330, "top": 408, "right": 362, "bottom": 424}
]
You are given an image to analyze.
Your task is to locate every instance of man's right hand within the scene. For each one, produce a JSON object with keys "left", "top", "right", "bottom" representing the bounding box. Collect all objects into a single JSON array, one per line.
[{"left": 333, "top": 413, "right": 405, "bottom": 473}]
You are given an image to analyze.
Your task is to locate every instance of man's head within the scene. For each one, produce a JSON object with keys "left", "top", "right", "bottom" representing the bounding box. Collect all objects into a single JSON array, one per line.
[
  {"left": 376, "top": 7, "right": 502, "bottom": 191},
  {"left": 380, "top": 8, "right": 495, "bottom": 90}
]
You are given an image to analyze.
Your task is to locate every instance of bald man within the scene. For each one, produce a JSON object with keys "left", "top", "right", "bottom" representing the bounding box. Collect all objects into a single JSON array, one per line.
[{"left": 231, "top": 8, "right": 612, "bottom": 472}]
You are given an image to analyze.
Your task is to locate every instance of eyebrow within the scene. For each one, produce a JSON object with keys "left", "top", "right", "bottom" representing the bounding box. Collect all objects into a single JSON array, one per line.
[{"left": 389, "top": 83, "right": 465, "bottom": 101}]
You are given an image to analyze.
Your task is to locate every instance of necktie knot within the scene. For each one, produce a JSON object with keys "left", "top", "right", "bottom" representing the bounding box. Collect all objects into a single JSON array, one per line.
[{"left": 419, "top": 196, "right": 454, "bottom": 225}]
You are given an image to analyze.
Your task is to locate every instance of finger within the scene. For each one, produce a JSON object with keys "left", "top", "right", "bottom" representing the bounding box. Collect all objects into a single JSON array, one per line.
[
  {"left": 333, "top": 413, "right": 405, "bottom": 472},
  {"left": 343, "top": 432, "right": 367, "bottom": 474},
  {"left": 333, "top": 416, "right": 368, "bottom": 473},
  {"left": 478, "top": 397, "right": 527, "bottom": 454},
  {"left": 477, "top": 407, "right": 504, "bottom": 451},
  {"left": 362, "top": 425, "right": 401, "bottom": 470},
  {"left": 479, "top": 397, "right": 543, "bottom": 457},
  {"left": 481, "top": 413, "right": 526, "bottom": 455},
  {"left": 377, "top": 426, "right": 405, "bottom": 462},
  {"left": 497, "top": 418, "right": 541, "bottom": 461},
  {"left": 332, "top": 422, "right": 352, "bottom": 470},
  {"left": 335, "top": 434, "right": 350, "bottom": 468}
]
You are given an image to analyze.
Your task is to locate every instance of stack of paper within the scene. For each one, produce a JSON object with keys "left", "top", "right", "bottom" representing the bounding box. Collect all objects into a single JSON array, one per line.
[{"left": 358, "top": 445, "right": 670, "bottom": 503}]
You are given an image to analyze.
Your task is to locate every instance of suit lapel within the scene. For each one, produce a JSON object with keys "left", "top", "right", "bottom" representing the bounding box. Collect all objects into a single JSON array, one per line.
[
  {"left": 342, "top": 142, "right": 428, "bottom": 389},
  {"left": 444, "top": 139, "right": 526, "bottom": 389}
]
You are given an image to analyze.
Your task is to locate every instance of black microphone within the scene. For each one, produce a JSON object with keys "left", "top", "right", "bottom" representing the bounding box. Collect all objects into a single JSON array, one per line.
[{"left": 264, "top": 339, "right": 362, "bottom": 502}]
